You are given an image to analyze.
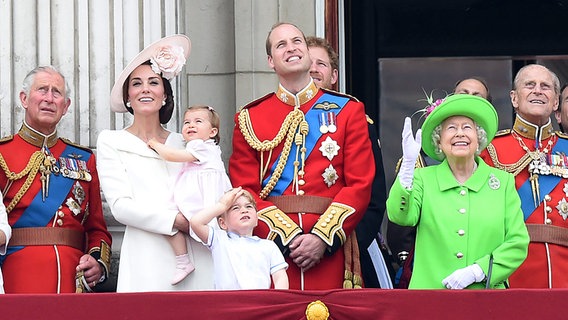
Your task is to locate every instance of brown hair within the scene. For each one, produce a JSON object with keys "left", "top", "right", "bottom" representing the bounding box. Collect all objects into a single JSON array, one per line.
[
  {"left": 237, "top": 189, "right": 256, "bottom": 210},
  {"left": 265, "top": 22, "right": 307, "bottom": 57},
  {"left": 122, "top": 60, "right": 175, "bottom": 124},
  {"left": 306, "top": 36, "right": 339, "bottom": 71},
  {"left": 185, "top": 105, "right": 221, "bottom": 144},
  {"left": 218, "top": 189, "right": 257, "bottom": 222}
]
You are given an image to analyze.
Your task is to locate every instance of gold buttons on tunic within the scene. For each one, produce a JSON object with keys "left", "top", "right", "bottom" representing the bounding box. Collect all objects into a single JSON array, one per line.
[
  {"left": 545, "top": 206, "right": 552, "bottom": 213},
  {"left": 56, "top": 219, "right": 63, "bottom": 226},
  {"left": 545, "top": 195, "right": 552, "bottom": 202},
  {"left": 58, "top": 211, "right": 65, "bottom": 218},
  {"left": 298, "top": 180, "right": 305, "bottom": 186},
  {"left": 298, "top": 190, "right": 305, "bottom": 195},
  {"left": 546, "top": 218, "right": 552, "bottom": 225}
]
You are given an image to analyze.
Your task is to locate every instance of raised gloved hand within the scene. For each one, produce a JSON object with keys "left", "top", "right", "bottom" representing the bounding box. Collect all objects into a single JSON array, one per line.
[
  {"left": 398, "top": 117, "right": 422, "bottom": 189},
  {"left": 442, "top": 264, "right": 485, "bottom": 290}
]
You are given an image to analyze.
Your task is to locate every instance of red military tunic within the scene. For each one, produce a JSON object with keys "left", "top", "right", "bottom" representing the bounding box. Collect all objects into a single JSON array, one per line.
[
  {"left": 481, "top": 115, "right": 568, "bottom": 288},
  {"left": 0, "top": 123, "right": 111, "bottom": 293},
  {"left": 229, "top": 81, "right": 374, "bottom": 290}
]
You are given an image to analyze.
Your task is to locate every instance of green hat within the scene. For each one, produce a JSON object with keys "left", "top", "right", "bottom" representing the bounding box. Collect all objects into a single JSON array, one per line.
[{"left": 421, "top": 94, "right": 498, "bottom": 162}]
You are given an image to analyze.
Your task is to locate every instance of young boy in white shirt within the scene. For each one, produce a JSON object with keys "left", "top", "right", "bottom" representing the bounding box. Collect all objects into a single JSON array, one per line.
[{"left": 191, "top": 187, "right": 288, "bottom": 290}]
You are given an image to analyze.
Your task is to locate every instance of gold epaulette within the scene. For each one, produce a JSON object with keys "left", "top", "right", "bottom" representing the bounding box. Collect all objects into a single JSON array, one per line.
[
  {"left": 312, "top": 203, "right": 355, "bottom": 246},
  {"left": 556, "top": 131, "right": 568, "bottom": 139},
  {"left": 321, "top": 87, "right": 360, "bottom": 102},
  {"left": 60, "top": 138, "right": 94, "bottom": 154},
  {"left": 365, "top": 114, "right": 374, "bottom": 125},
  {"left": 238, "top": 92, "right": 274, "bottom": 112},
  {"left": 494, "top": 129, "right": 511, "bottom": 137},
  {"left": 257, "top": 206, "right": 302, "bottom": 246},
  {"left": 0, "top": 135, "right": 14, "bottom": 144}
]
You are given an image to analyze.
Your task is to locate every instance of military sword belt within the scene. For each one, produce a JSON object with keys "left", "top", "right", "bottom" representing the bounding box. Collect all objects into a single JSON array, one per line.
[
  {"left": 266, "top": 195, "right": 332, "bottom": 214},
  {"left": 9, "top": 227, "right": 85, "bottom": 251},
  {"left": 526, "top": 224, "right": 568, "bottom": 247}
]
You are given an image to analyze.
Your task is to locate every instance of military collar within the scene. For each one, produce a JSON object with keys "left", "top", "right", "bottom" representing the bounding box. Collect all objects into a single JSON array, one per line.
[
  {"left": 275, "top": 80, "right": 318, "bottom": 107},
  {"left": 512, "top": 115, "right": 554, "bottom": 141},
  {"left": 18, "top": 121, "right": 58, "bottom": 148}
]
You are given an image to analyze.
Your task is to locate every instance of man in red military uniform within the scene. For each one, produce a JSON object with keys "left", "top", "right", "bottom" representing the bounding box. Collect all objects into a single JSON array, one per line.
[
  {"left": 0, "top": 66, "right": 111, "bottom": 293},
  {"left": 481, "top": 64, "right": 568, "bottom": 288},
  {"left": 229, "top": 22, "right": 374, "bottom": 290}
]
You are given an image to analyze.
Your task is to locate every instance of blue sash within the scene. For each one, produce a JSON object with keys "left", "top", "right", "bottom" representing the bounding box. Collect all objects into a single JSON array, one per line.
[
  {"left": 263, "top": 93, "right": 349, "bottom": 197},
  {"left": 3, "top": 144, "right": 90, "bottom": 263},
  {"left": 519, "top": 138, "right": 568, "bottom": 220}
]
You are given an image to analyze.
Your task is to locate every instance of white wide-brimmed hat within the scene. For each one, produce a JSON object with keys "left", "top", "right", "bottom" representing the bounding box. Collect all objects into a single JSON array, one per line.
[{"left": 110, "top": 34, "right": 191, "bottom": 113}]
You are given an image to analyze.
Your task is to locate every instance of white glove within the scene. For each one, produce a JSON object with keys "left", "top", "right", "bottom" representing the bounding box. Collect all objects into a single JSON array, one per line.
[
  {"left": 442, "top": 264, "right": 485, "bottom": 290},
  {"left": 398, "top": 117, "right": 422, "bottom": 189}
]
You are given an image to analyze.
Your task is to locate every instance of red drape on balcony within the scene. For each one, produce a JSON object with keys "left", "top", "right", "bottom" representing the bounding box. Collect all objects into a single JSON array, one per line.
[{"left": 0, "top": 288, "right": 563, "bottom": 319}]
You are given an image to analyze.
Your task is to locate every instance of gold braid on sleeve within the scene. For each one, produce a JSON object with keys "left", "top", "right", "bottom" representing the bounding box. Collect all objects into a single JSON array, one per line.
[
  {"left": 238, "top": 108, "right": 305, "bottom": 199},
  {"left": 0, "top": 151, "right": 44, "bottom": 213}
]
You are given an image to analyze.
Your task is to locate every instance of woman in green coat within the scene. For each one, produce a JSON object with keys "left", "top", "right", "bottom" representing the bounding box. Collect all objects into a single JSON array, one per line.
[{"left": 387, "top": 94, "right": 529, "bottom": 289}]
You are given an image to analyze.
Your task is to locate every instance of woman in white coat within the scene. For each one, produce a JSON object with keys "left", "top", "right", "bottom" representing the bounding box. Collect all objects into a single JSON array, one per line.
[{"left": 97, "top": 35, "right": 214, "bottom": 292}]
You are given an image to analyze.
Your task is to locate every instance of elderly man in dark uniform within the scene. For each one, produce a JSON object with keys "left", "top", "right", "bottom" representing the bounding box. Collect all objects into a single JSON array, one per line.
[
  {"left": 230, "top": 23, "right": 374, "bottom": 290},
  {"left": 0, "top": 66, "right": 111, "bottom": 293}
]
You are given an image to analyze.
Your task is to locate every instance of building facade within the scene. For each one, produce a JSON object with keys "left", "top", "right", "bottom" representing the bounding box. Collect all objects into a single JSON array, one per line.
[{"left": 0, "top": 0, "right": 327, "bottom": 291}]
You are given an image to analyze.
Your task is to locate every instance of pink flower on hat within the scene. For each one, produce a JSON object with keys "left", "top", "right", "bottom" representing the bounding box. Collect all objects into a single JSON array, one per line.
[
  {"left": 150, "top": 45, "right": 186, "bottom": 80},
  {"left": 425, "top": 98, "right": 444, "bottom": 116}
]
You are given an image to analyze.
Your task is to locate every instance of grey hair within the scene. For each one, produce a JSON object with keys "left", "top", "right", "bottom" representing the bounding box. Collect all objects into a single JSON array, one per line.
[
  {"left": 432, "top": 122, "right": 488, "bottom": 160},
  {"left": 21, "top": 65, "right": 71, "bottom": 100},
  {"left": 512, "top": 64, "right": 561, "bottom": 95}
]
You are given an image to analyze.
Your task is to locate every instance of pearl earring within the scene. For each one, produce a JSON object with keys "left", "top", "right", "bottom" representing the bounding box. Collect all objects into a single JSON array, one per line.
[
  {"left": 126, "top": 101, "right": 131, "bottom": 108},
  {"left": 162, "top": 100, "right": 166, "bottom": 106}
]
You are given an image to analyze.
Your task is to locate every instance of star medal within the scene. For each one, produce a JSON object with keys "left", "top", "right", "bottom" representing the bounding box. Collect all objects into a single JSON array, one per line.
[
  {"left": 73, "top": 181, "right": 86, "bottom": 205},
  {"left": 319, "top": 137, "right": 340, "bottom": 161},
  {"left": 556, "top": 198, "right": 568, "bottom": 220},
  {"left": 66, "top": 197, "right": 81, "bottom": 216},
  {"left": 322, "top": 164, "right": 339, "bottom": 187}
]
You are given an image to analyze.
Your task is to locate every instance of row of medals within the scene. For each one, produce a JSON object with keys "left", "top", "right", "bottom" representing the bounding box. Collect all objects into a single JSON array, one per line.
[
  {"left": 39, "top": 150, "right": 92, "bottom": 201},
  {"left": 528, "top": 152, "right": 568, "bottom": 178}
]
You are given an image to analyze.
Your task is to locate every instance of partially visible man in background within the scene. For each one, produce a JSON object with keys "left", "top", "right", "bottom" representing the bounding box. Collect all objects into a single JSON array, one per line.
[{"left": 307, "top": 36, "right": 393, "bottom": 288}]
